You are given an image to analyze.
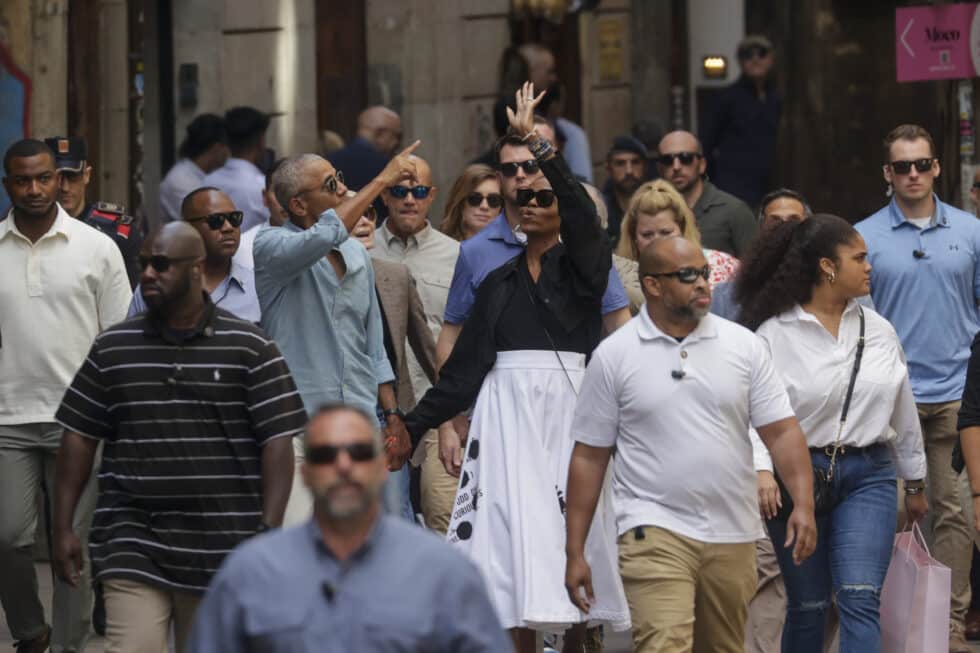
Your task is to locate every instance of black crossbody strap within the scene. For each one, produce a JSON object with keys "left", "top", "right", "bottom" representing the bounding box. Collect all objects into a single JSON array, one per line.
[{"left": 839, "top": 306, "right": 865, "bottom": 423}]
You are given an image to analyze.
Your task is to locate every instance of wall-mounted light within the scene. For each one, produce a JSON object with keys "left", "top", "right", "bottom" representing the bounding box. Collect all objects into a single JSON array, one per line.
[{"left": 702, "top": 55, "right": 727, "bottom": 80}]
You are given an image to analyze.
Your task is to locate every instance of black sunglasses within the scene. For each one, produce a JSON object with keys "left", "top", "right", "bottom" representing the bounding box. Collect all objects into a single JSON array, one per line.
[
  {"left": 889, "top": 158, "right": 934, "bottom": 175},
  {"left": 299, "top": 171, "right": 345, "bottom": 198},
  {"left": 657, "top": 152, "right": 701, "bottom": 167},
  {"left": 645, "top": 265, "right": 712, "bottom": 284},
  {"left": 306, "top": 443, "right": 378, "bottom": 465},
  {"left": 516, "top": 188, "right": 556, "bottom": 208},
  {"left": 139, "top": 254, "right": 200, "bottom": 273},
  {"left": 738, "top": 45, "right": 770, "bottom": 60},
  {"left": 388, "top": 185, "right": 432, "bottom": 200},
  {"left": 466, "top": 192, "right": 503, "bottom": 209},
  {"left": 499, "top": 160, "right": 540, "bottom": 177},
  {"left": 186, "top": 211, "right": 244, "bottom": 230}
]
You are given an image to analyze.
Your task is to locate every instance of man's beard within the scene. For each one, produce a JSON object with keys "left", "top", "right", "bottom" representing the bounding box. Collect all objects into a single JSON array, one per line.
[
  {"left": 144, "top": 273, "right": 193, "bottom": 315},
  {"left": 666, "top": 294, "right": 710, "bottom": 322},
  {"left": 615, "top": 176, "right": 642, "bottom": 196},
  {"left": 15, "top": 198, "right": 56, "bottom": 219},
  {"left": 311, "top": 480, "right": 378, "bottom": 521}
]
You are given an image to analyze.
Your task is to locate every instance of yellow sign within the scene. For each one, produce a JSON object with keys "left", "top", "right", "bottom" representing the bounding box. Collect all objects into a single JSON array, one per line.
[{"left": 598, "top": 18, "right": 624, "bottom": 83}]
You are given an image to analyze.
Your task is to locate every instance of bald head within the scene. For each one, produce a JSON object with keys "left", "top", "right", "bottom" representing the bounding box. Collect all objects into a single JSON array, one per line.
[
  {"left": 408, "top": 155, "right": 432, "bottom": 186},
  {"left": 658, "top": 131, "right": 701, "bottom": 156},
  {"left": 140, "top": 222, "right": 206, "bottom": 315},
  {"left": 382, "top": 154, "right": 437, "bottom": 240},
  {"left": 656, "top": 131, "right": 706, "bottom": 196},
  {"left": 638, "top": 235, "right": 703, "bottom": 277},
  {"left": 150, "top": 221, "right": 207, "bottom": 259},
  {"left": 357, "top": 106, "right": 402, "bottom": 156}
]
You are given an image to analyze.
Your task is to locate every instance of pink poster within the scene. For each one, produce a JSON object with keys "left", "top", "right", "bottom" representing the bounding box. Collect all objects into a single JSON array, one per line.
[{"left": 896, "top": 4, "right": 980, "bottom": 82}]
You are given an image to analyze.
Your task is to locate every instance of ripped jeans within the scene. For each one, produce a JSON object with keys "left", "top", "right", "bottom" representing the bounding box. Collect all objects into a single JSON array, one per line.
[{"left": 766, "top": 443, "right": 897, "bottom": 653}]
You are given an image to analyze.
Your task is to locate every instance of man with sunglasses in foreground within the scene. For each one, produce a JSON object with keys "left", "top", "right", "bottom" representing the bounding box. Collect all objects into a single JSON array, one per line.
[
  {"left": 855, "top": 124, "right": 980, "bottom": 653},
  {"left": 128, "top": 186, "right": 261, "bottom": 322},
  {"left": 254, "top": 144, "right": 421, "bottom": 525},
  {"left": 656, "top": 130, "right": 757, "bottom": 258},
  {"left": 565, "top": 236, "right": 816, "bottom": 653},
  {"left": 51, "top": 221, "right": 304, "bottom": 652},
  {"left": 188, "top": 404, "right": 509, "bottom": 652}
]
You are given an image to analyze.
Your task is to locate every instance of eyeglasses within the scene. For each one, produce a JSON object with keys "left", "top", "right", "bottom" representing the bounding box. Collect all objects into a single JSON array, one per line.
[
  {"left": 299, "top": 170, "right": 345, "bottom": 198},
  {"left": 387, "top": 185, "right": 432, "bottom": 200},
  {"left": 889, "top": 158, "right": 935, "bottom": 175},
  {"left": 499, "top": 160, "right": 540, "bottom": 177},
  {"left": 186, "top": 211, "right": 244, "bottom": 230},
  {"left": 738, "top": 45, "right": 770, "bottom": 60},
  {"left": 305, "top": 443, "right": 378, "bottom": 465},
  {"left": 466, "top": 192, "right": 503, "bottom": 209},
  {"left": 138, "top": 254, "right": 200, "bottom": 273},
  {"left": 657, "top": 152, "right": 701, "bottom": 167},
  {"left": 644, "top": 265, "right": 712, "bottom": 284},
  {"left": 516, "top": 188, "right": 556, "bottom": 208}
]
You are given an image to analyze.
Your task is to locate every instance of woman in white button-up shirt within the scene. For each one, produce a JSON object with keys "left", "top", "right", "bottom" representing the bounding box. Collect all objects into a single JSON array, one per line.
[{"left": 735, "top": 214, "right": 928, "bottom": 653}]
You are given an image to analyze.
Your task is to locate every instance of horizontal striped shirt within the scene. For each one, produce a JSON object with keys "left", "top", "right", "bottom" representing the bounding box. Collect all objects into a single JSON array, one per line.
[{"left": 55, "top": 300, "right": 306, "bottom": 593}]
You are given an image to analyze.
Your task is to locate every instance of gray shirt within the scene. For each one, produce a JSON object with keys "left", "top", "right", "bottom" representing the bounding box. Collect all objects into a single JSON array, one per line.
[
  {"left": 187, "top": 516, "right": 512, "bottom": 653},
  {"left": 691, "top": 180, "right": 757, "bottom": 257}
]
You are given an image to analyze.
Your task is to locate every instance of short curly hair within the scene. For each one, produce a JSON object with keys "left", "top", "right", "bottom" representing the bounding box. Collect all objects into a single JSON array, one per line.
[{"left": 734, "top": 213, "right": 858, "bottom": 331}]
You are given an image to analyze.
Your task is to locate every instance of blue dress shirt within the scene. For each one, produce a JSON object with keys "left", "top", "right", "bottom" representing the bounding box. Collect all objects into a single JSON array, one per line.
[
  {"left": 443, "top": 213, "right": 629, "bottom": 324},
  {"left": 254, "top": 212, "right": 394, "bottom": 415},
  {"left": 856, "top": 195, "right": 980, "bottom": 402},
  {"left": 128, "top": 259, "right": 261, "bottom": 323},
  {"left": 187, "top": 517, "right": 512, "bottom": 653}
]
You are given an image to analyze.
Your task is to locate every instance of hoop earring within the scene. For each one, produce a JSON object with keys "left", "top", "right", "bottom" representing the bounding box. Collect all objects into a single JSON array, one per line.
[{"left": 885, "top": 183, "right": 893, "bottom": 198}]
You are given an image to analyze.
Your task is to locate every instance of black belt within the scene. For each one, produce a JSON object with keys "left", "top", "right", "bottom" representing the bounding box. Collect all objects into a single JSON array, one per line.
[{"left": 808, "top": 441, "right": 887, "bottom": 458}]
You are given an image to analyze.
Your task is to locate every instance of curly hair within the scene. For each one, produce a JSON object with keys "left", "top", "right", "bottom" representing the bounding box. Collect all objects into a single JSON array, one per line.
[
  {"left": 615, "top": 179, "right": 701, "bottom": 260},
  {"left": 735, "top": 213, "right": 858, "bottom": 331},
  {"left": 440, "top": 164, "right": 500, "bottom": 241}
]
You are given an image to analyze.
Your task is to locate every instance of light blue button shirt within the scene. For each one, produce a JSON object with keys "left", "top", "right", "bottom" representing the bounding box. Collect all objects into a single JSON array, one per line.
[
  {"left": 186, "top": 517, "right": 510, "bottom": 653},
  {"left": 128, "top": 259, "right": 261, "bottom": 323},
  {"left": 253, "top": 211, "right": 393, "bottom": 415},
  {"left": 856, "top": 195, "right": 980, "bottom": 402},
  {"left": 203, "top": 158, "right": 270, "bottom": 232}
]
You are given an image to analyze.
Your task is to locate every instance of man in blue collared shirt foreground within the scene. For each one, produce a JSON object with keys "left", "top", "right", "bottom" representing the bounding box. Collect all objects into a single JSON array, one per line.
[
  {"left": 129, "top": 187, "right": 261, "bottom": 322},
  {"left": 255, "top": 145, "right": 421, "bottom": 524},
  {"left": 855, "top": 124, "right": 980, "bottom": 653},
  {"left": 188, "top": 404, "right": 511, "bottom": 653}
]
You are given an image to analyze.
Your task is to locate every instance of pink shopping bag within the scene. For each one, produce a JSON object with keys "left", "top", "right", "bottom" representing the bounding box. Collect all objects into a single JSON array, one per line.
[{"left": 879, "top": 523, "right": 951, "bottom": 653}]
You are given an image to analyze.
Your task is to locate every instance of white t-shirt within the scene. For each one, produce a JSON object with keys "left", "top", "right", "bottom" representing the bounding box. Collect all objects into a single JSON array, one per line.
[{"left": 573, "top": 309, "right": 794, "bottom": 543}]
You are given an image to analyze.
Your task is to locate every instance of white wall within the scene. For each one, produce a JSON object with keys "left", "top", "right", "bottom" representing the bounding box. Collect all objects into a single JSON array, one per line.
[{"left": 687, "top": 0, "right": 744, "bottom": 132}]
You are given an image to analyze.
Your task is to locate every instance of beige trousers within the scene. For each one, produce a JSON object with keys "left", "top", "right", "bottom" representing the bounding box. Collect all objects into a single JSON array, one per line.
[
  {"left": 420, "top": 430, "right": 458, "bottom": 534},
  {"left": 102, "top": 578, "right": 201, "bottom": 653}
]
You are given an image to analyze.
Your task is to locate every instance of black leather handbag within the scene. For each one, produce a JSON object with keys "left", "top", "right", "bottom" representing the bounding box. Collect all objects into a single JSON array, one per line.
[{"left": 770, "top": 306, "right": 865, "bottom": 521}]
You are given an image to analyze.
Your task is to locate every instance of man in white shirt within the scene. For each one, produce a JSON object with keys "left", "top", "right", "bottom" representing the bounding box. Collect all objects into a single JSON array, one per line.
[
  {"left": 564, "top": 237, "right": 816, "bottom": 653},
  {"left": 203, "top": 107, "right": 271, "bottom": 232},
  {"left": 0, "top": 139, "right": 132, "bottom": 652},
  {"left": 233, "top": 158, "right": 287, "bottom": 271},
  {"left": 159, "top": 114, "right": 229, "bottom": 222},
  {"left": 373, "top": 154, "right": 460, "bottom": 532}
]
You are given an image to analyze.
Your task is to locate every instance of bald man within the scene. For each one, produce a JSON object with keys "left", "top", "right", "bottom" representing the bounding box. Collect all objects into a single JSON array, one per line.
[
  {"left": 52, "top": 222, "right": 304, "bottom": 653},
  {"left": 328, "top": 106, "right": 403, "bottom": 221},
  {"left": 128, "top": 187, "right": 260, "bottom": 321},
  {"left": 656, "top": 130, "right": 756, "bottom": 257},
  {"left": 565, "top": 237, "right": 815, "bottom": 653},
  {"left": 374, "top": 155, "right": 462, "bottom": 532}
]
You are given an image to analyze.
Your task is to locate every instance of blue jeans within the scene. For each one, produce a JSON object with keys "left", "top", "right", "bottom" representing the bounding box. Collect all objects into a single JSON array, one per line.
[
  {"left": 767, "top": 443, "right": 897, "bottom": 653},
  {"left": 383, "top": 465, "right": 414, "bottom": 522}
]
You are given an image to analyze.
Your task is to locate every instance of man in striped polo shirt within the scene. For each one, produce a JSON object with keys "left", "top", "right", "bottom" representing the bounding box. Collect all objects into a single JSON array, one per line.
[{"left": 51, "top": 222, "right": 304, "bottom": 653}]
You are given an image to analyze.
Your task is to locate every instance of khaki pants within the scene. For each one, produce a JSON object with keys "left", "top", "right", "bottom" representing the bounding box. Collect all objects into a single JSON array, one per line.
[
  {"left": 895, "top": 401, "right": 972, "bottom": 631},
  {"left": 102, "top": 578, "right": 201, "bottom": 653},
  {"left": 619, "top": 525, "right": 756, "bottom": 653},
  {"left": 744, "top": 537, "right": 785, "bottom": 653},
  {"left": 0, "top": 423, "right": 98, "bottom": 651},
  {"left": 420, "top": 430, "right": 458, "bottom": 534},
  {"left": 282, "top": 439, "right": 312, "bottom": 527}
]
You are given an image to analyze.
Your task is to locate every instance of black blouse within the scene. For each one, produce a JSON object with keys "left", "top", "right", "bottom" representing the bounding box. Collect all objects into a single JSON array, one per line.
[{"left": 404, "top": 153, "right": 611, "bottom": 446}]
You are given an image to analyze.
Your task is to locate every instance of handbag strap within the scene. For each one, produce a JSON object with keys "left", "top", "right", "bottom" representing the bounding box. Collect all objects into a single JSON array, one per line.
[{"left": 827, "top": 305, "right": 865, "bottom": 480}]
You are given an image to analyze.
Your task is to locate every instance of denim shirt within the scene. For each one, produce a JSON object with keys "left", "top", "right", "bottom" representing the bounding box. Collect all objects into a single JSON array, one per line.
[
  {"left": 128, "top": 259, "right": 261, "bottom": 323},
  {"left": 186, "top": 517, "right": 511, "bottom": 653},
  {"left": 254, "top": 211, "right": 394, "bottom": 415}
]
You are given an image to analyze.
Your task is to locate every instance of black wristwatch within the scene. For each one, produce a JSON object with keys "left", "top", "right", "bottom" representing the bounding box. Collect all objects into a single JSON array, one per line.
[{"left": 382, "top": 407, "right": 405, "bottom": 421}]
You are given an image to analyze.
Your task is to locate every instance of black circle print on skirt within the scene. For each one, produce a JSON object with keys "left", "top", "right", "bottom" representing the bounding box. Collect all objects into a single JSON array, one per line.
[
  {"left": 460, "top": 470, "right": 470, "bottom": 489},
  {"left": 456, "top": 521, "right": 474, "bottom": 540},
  {"left": 468, "top": 439, "right": 480, "bottom": 460},
  {"left": 471, "top": 486, "right": 480, "bottom": 511}
]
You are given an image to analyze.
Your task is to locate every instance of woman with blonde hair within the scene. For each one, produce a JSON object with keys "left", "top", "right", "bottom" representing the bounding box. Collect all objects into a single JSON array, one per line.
[
  {"left": 616, "top": 179, "right": 739, "bottom": 287},
  {"left": 440, "top": 164, "right": 503, "bottom": 242}
]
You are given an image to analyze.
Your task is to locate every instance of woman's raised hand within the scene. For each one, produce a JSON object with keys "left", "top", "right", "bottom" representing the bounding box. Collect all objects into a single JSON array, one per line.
[{"left": 505, "top": 81, "right": 547, "bottom": 137}]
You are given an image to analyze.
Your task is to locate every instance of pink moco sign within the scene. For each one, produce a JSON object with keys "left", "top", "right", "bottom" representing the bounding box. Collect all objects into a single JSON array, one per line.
[{"left": 896, "top": 4, "right": 980, "bottom": 82}]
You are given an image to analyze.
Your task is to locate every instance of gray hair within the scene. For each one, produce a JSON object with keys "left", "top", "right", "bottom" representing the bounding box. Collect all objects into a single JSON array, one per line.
[
  {"left": 271, "top": 153, "right": 326, "bottom": 215},
  {"left": 304, "top": 403, "right": 384, "bottom": 454}
]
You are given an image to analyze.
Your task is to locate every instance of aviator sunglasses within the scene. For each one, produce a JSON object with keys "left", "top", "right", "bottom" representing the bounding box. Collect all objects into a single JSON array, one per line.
[
  {"left": 388, "top": 185, "right": 432, "bottom": 200},
  {"left": 499, "top": 160, "right": 540, "bottom": 177},
  {"left": 644, "top": 265, "right": 712, "bottom": 284},
  {"left": 466, "top": 192, "right": 503, "bottom": 209},
  {"left": 888, "top": 158, "right": 934, "bottom": 175},
  {"left": 186, "top": 211, "right": 244, "bottom": 230},
  {"left": 516, "top": 188, "right": 556, "bottom": 208},
  {"left": 657, "top": 152, "right": 701, "bottom": 167},
  {"left": 306, "top": 443, "right": 378, "bottom": 465}
]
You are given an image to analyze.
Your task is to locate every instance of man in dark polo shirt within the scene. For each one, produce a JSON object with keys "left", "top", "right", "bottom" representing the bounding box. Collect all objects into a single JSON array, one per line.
[
  {"left": 51, "top": 222, "right": 304, "bottom": 653},
  {"left": 656, "top": 130, "right": 756, "bottom": 257}
]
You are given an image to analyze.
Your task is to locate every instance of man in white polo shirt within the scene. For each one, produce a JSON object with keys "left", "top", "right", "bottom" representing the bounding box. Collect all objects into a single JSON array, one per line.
[
  {"left": 0, "top": 139, "right": 131, "bottom": 652},
  {"left": 564, "top": 237, "right": 816, "bottom": 653}
]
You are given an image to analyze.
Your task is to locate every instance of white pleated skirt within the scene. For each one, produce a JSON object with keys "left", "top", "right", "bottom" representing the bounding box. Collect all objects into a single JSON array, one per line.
[{"left": 446, "top": 350, "right": 630, "bottom": 634}]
